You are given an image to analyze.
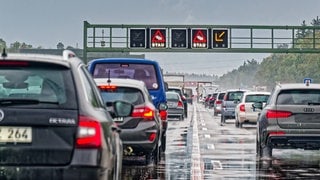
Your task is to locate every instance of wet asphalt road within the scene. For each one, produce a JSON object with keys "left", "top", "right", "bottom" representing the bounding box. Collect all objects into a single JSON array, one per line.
[{"left": 121, "top": 102, "right": 320, "bottom": 180}]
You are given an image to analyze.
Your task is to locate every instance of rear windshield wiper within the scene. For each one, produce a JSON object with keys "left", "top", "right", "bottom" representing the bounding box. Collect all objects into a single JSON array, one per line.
[{"left": 0, "top": 99, "right": 59, "bottom": 106}]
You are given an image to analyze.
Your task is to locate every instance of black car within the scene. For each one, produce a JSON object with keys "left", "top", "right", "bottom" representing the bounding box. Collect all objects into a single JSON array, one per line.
[
  {"left": 0, "top": 50, "right": 131, "bottom": 180},
  {"left": 95, "top": 78, "right": 162, "bottom": 165},
  {"left": 167, "top": 87, "right": 188, "bottom": 118}
]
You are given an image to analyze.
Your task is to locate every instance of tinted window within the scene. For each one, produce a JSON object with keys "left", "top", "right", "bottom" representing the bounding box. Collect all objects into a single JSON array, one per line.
[
  {"left": 218, "top": 93, "right": 225, "bottom": 100},
  {"left": 166, "top": 93, "right": 179, "bottom": 100},
  {"left": 93, "top": 63, "right": 159, "bottom": 90},
  {"left": 277, "top": 89, "right": 320, "bottom": 105},
  {"left": 0, "top": 63, "right": 76, "bottom": 108},
  {"left": 99, "top": 87, "right": 144, "bottom": 105},
  {"left": 226, "top": 91, "right": 244, "bottom": 101},
  {"left": 245, "top": 94, "right": 269, "bottom": 103}
]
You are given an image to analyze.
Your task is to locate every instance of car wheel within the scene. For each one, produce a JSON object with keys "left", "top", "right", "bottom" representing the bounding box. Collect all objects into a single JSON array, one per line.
[
  {"left": 261, "top": 145, "right": 272, "bottom": 158},
  {"left": 220, "top": 115, "right": 225, "bottom": 125},
  {"left": 161, "top": 134, "right": 166, "bottom": 152},
  {"left": 235, "top": 117, "right": 239, "bottom": 128},
  {"left": 256, "top": 135, "right": 261, "bottom": 157},
  {"left": 179, "top": 114, "right": 184, "bottom": 121},
  {"left": 239, "top": 122, "right": 243, "bottom": 128}
]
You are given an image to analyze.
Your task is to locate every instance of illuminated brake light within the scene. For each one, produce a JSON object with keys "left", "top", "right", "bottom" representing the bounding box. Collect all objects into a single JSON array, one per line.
[
  {"left": 177, "top": 101, "right": 183, "bottom": 107},
  {"left": 266, "top": 110, "right": 292, "bottom": 119},
  {"left": 239, "top": 104, "right": 245, "bottom": 112},
  {"left": 216, "top": 100, "right": 222, "bottom": 104},
  {"left": 132, "top": 106, "right": 154, "bottom": 119},
  {"left": 98, "top": 85, "right": 117, "bottom": 91},
  {"left": 159, "top": 110, "right": 167, "bottom": 120},
  {"left": 76, "top": 116, "right": 102, "bottom": 148}
]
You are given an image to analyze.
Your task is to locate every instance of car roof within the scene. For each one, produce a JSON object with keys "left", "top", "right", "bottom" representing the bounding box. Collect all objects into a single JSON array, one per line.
[
  {"left": 94, "top": 78, "right": 146, "bottom": 89},
  {"left": 243, "top": 91, "right": 271, "bottom": 95},
  {"left": 88, "top": 58, "right": 159, "bottom": 65},
  {"left": 276, "top": 83, "right": 320, "bottom": 90},
  {"left": 2, "top": 52, "right": 74, "bottom": 67}
]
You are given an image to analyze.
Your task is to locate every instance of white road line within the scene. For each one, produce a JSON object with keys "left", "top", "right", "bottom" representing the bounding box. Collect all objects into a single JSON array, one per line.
[{"left": 191, "top": 105, "right": 203, "bottom": 180}]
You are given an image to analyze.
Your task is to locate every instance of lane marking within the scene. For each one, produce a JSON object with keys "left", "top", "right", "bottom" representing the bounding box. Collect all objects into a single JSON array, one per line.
[{"left": 191, "top": 104, "right": 203, "bottom": 180}]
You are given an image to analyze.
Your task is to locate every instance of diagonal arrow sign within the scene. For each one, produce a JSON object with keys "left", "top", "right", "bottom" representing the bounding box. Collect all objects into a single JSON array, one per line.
[{"left": 215, "top": 31, "right": 225, "bottom": 42}]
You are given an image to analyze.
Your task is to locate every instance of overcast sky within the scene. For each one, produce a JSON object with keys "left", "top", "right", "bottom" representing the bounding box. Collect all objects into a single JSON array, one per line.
[{"left": 1, "top": 0, "right": 320, "bottom": 76}]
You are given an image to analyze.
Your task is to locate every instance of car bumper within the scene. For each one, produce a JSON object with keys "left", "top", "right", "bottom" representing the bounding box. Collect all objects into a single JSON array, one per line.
[
  {"left": 0, "top": 166, "right": 110, "bottom": 180},
  {"left": 267, "top": 135, "right": 320, "bottom": 150},
  {"left": 167, "top": 108, "right": 184, "bottom": 118},
  {"left": 120, "top": 121, "right": 160, "bottom": 155}
]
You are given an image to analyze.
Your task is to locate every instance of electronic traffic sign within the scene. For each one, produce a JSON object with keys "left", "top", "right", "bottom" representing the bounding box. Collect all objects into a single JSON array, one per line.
[
  {"left": 192, "top": 29, "right": 208, "bottom": 48},
  {"left": 171, "top": 29, "right": 187, "bottom": 48},
  {"left": 212, "top": 29, "right": 228, "bottom": 48},
  {"left": 130, "top": 28, "right": 146, "bottom": 48},
  {"left": 150, "top": 29, "right": 166, "bottom": 48}
]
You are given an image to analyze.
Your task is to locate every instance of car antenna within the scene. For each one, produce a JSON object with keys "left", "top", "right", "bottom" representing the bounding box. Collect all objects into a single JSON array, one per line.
[
  {"left": 1, "top": 48, "right": 7, "bottom": 58},
  {"left": 107, "top": 70, "right": 111, "bottom": 84}
]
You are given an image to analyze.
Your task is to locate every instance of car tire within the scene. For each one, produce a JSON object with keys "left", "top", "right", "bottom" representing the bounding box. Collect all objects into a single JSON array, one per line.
[
  {"left": 261, "top": 145, "right": 272, "bottom": 158},
  {"left": 161, "top": 134, "right": 166, "bottom": 152},
  {"left": 235, "top": 117, "right": 239, "bottom": 128},
  {"left": 179, "top": 115, "right": 184, "bottom": 121},
  {"left": 221, "top": 115, "right": 225, "bottom": 125},
  {"left": 239, "top": 122, "right": 243, "bottom": 128}
]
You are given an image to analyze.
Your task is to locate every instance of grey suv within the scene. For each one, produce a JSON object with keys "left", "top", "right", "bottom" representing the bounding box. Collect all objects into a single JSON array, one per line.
[
  {"left": 256, "top": 83, "right": 320, "bottom": 158},
  {"left": 0, "top": 50, "right": 132, "bottom": 180},
  {"left": 221, "top": 89, "right": 248, "bottom": 125}
]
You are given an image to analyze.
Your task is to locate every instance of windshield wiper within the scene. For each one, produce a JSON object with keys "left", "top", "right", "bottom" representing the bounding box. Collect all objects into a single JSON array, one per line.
[{"left": 0, "top": 99, "right": 59, "bottom": 106}]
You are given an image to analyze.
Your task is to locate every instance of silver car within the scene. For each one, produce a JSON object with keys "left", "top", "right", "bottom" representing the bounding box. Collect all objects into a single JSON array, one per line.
[{"left": 256, "top": 83, "right": 320, "bottom": 158}]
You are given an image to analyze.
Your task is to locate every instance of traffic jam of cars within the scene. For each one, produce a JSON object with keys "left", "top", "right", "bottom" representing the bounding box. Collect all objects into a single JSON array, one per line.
[{"left": 1, "top": 49, "right": 320, "bottom": 179}]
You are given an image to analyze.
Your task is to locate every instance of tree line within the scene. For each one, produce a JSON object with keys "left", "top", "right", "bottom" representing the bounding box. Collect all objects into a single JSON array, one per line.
[{"left": 217, "top": 17, "right": 320, "bottom": 91}]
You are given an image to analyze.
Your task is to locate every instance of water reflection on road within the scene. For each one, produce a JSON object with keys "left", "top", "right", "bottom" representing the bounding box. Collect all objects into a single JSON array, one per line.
[
  {"left": 121, "top": 109, "right": 193, "bottom": 180},
  {"left": 121, "top": 103, "right": 320, "bottom": 179}
]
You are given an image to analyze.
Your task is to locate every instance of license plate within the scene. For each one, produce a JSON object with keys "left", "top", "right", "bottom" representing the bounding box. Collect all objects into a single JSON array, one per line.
[{"left": 0, "top": 126, "right": 32, "bottom": 143}]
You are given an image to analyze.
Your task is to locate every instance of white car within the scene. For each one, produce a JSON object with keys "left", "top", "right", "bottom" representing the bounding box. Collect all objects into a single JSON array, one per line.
[{"left": 235, "top": 91, "right": 270, "bottom": 128}]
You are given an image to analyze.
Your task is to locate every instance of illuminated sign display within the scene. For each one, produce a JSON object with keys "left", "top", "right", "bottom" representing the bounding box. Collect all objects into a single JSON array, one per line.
[
  {"left": 212, "top": 29, "right": 228, "bottom": 48},
  {"left": 150, "top": 29, "right": 166, "bottom": 48},
  {"left": 192, "top": 29, "right": 208, "bottom": 48}
]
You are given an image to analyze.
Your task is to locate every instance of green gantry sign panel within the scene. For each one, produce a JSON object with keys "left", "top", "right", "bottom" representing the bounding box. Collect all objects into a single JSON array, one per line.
[{"left": 83, "top": 21, "right": 320, "bottom": 62}]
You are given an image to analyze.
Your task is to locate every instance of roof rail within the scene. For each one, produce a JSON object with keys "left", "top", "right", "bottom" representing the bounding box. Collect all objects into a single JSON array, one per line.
[{"left": 63, "top": 50, "right": 76, "bottom": 60}]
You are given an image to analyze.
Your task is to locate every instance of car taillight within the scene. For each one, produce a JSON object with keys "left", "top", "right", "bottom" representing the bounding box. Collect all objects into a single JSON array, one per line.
[
  {"left": 0, "top": 61, "right": 29, "bottom": 66},
  {"left": 177, "top": 101, "right": 183, "bottom": 107},
  {"left": 98, "top": 85, "right": 117, "bottom": 91},
  {"left": 268, "top": 131, "right": 286, "bottom": 136},
  {"left": 239, "top": 104, "right": 245, "bottom": 112},
  {"left": 132, "top": 106, "right": 154, "bottom": 119},
  {"left": 216, "top": 100, "right": 222, "bottom": 104},
  {"left": 76, "top": 116, "right": 102, "bottom": 148},
  {"left": 149, "top": 132, "right": 157, "bottom": 142},
  {"left": 159, "top": 110, "right": 167, "bottom": 120},
  {"left": 266, "top": 110, "right": 292, "bottom": 119}
]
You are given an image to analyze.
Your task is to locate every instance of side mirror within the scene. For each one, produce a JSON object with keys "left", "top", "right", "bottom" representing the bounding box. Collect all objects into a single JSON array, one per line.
[
  {"left": 111, "top": 101, "right": 133, "bottom": 117},
  {"left": 158, "top": 102, "right": 168, "bottom": 111}
]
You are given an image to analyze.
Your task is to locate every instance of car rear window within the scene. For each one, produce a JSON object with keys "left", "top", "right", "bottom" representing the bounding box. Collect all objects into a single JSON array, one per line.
[
  {"left": 93, "top": 63, "right": 159, "bottom": 90},
  {"left": 0, "top": 61, "right": 76, "bottom": 108},
  {"left": 226, "top": 91, "right": 245, "bottom": 101},
  {"left": 245, "top": 94, "right": 270, "bottom": 103},
  {"left": 277, "top": 89, "right": 320, "bottom": 105},
  {"left": 99, "top": 87, "right": 144, "bottom": 105},
  {"left": 218, "top": 93, "right": 225, "bottom": 100},
  {"left": 166, "top": 93, "right": 179, "bottom": 100}
]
